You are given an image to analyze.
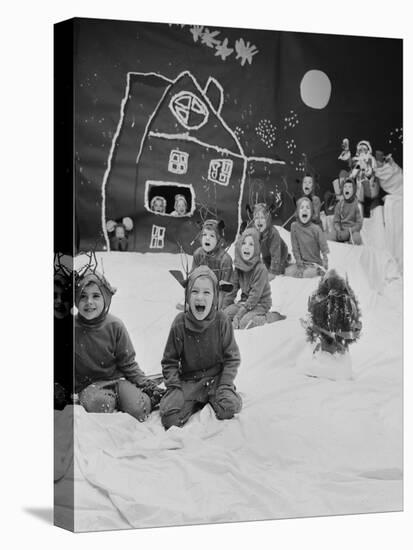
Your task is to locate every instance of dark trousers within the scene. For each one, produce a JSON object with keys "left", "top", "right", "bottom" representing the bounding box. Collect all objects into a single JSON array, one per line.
[{"left": 160, "top": 376, "right": 242, "bottom": 429}]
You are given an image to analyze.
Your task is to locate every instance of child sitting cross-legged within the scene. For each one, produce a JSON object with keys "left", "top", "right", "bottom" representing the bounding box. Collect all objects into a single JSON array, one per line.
[
  {"left": 224, "top": 228, "right": 273, "bottom": 329},
  {"left": 75, "top": 268, "right": 164, "bottom": 421},
  {"left": 160, "top": 265, "right": 242, "bottom": 429},
  {"left": 285, "top": 197, "right": 329, "bottom": 278}
]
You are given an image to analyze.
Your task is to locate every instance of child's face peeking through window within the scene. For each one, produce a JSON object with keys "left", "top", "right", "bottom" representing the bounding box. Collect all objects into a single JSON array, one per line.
[
  {"left": 302, "top": 176, "right": 314, "bottom": 195},
  {"left": 298, "top": 201, "right": 311, "bottom": 224},
  {"left": 253, "top": 212, "right": 267, "bottom": 233},
  {"left": 201, "top": 228, "right": 218, "bottom": 252},
  {"left": 189, "top": 276, "right": 214, "bottom": 320},
  {"left": 241, "top": 235, "right": 255, "bottom": 261},
  {"left": 78, "top": 282, "right": 105, "bottom": 320},
  {"left": 175, "top": 198, "right": 187, "bottom": 215},
  {"left": 152, "top": 199, "right": 165, "bottom": 213}
]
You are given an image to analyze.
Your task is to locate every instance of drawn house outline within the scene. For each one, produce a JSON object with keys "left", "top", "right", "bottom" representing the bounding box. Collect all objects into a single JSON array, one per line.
[{"left": 101, "top": 70, "right": 286, "bottom": 251}]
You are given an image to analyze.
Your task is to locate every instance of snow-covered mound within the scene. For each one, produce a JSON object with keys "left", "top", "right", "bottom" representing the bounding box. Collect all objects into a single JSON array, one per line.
[{"left": 56, "top": 233, "right": 402, "bottom": 531}]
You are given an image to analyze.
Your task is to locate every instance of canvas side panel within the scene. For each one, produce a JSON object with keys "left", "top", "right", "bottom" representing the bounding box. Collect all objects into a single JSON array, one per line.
[{"left": 53, "top": 17, "right": 76, "bottom": 533}]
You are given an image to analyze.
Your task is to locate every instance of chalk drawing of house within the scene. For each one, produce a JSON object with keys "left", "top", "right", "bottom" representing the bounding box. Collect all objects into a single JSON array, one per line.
[{"left": 102, "top": 70, "right": 289, "bottom": 253}]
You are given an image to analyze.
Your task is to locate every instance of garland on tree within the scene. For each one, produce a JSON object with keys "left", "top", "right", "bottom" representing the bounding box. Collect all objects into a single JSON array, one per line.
[{"left": 302, "top": 269, "right": 362, "bottom": 354}]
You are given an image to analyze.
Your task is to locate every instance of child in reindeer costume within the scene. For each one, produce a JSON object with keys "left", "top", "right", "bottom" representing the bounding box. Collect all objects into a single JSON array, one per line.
[{"left": 297, "top": 269, "right": 362, "bottom": 381}]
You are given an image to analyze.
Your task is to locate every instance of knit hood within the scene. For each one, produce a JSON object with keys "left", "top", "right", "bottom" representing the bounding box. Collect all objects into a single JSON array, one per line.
[
  {"left": 356, "top": 140, "right": 372, "bottom": 155},
  {"left": 296, "top": 196, "right": 313, "bottom": 227},
  {"left": 184, "top": 265, "right": 218, "bottom": 333},
  {"left": 302, "top": 175, "right": 315, "bottom": 198},
  {"left": 234, "top": 227, "right": 261, "bottom": 272},
  {"left": 75, "top": 269, "right": 116, "bottom": 326},
  {"left": 253, "top": 203, "right": 271, "bottom": 234},
  {"left": 200, "top": 219, "right": 225, "bottom": 253}
]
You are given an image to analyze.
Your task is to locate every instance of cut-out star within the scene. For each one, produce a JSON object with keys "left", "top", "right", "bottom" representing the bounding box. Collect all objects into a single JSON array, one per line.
[
  {"left": 234, "top": 38, "right": 259, "bottom": 66},
  {"left": 189, "top": 25, "right": 204, "bottom": 43},
  {"left": 201, "top": 28, "right": 221, "bottom": 48},
  {"left": 214, "top": 38, "right": 234, "bottom": 61}
]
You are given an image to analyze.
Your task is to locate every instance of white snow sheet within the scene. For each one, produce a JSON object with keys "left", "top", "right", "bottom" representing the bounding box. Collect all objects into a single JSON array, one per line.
[{"left": 56, "top": 232, "right": 403, "bottom": 531}]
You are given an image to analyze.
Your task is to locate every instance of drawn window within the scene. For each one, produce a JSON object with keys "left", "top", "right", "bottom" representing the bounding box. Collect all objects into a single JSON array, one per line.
[
  {"left": 208, "top": 159, "right": 233, "bottom": 186},
  {"left": 169, "top": 91, "right": 209, "bottom": 130},
  {"left": 150, "top": 225, "right": 166, "bottom": 249},
  {"left": 146, "top": 181, "right": 195, "bottom": 217},
  {"left": 168, "top": 150, "right": 188, "bottom": 174}
]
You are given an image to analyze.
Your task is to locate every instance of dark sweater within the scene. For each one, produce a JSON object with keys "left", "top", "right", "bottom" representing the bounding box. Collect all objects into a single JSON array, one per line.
[
  {"left": 310, "top": 195, "right": 322, "bottom": 225},
  {"left": 75, "top": 313, "right": 147, "bottom": 393},
  {"left": 259, "top": 226, "right": 288, "bottom": 275},
  {"left": 192, "top": 246, "right": 233, "bottom": 283},
  {"left": 290, "top": 221, "right": 329, "bottom": 266},
  {"left": 161, "top": 310, "right": 240, "bottom": 388},
  {"left": 333, "top": 198, "right": 363, "bottom": 232},
  {"left": 226, "top": 262, "right": 272, "bottom": 313}
]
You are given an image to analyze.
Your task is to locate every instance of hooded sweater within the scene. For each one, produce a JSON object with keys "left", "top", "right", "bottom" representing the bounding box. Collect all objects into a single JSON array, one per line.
[
  {"left": 252, "top": 204, "right": 288, "bottom": 275},
  {"left": 291, "top": 197, "right": 329, "bottom": 265},
  {"left": 226, "top": 228, "right": 272, "bottom": 313},
  {"left": 74, "top": 269, "right": 148, "bottom": 392},
  {"left": 333, "top": 181, "right": 363, "bottom": 233},
  {"left": 75, "top": 313, "right": 148, "bottom": 393},
  {"left": 162, "top": 266, "right": 240, "bottom": 388}
]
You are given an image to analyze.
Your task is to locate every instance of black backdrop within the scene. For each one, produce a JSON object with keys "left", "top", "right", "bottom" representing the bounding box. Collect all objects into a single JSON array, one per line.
[{"left": 73, "top": 18, "right": 402, "bottom": 251}]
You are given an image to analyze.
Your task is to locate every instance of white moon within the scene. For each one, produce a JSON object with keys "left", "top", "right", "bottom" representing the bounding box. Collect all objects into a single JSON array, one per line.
[{"left": 300, "top": 70, "right": 331, "bottom": 109}]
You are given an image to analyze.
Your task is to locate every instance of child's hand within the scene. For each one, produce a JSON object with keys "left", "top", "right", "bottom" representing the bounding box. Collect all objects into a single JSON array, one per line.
[
  {"left": 322, "top": 257, "right": 328, "bottom": 270},
  {"left": 232, "top": 317, "right": 240, "bottom": 330},
  {"left": 141, "top": 382, "right": 166, "bottom": 409},
  {"left": 337, "top": 229, "right": 350, "bottom": 242},
  {"left": 296, "top": 262, "right": 304, "bottom": 277},
  {"left": 268, "top": 272, "right": 276, "bottom": 282}
]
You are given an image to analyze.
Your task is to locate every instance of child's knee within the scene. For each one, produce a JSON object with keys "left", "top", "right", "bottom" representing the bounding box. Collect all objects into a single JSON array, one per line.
[
  {"left": 160, "top": 411, "right": 185, "bottom": 429},
  {"left": 79, "top": 385, "right": 117, "bottom": 413},
  {"left": 122, "top": 392, "right": 151, "bottom": 421},
  {"left": 117, "top": 381, "right": 151, "bottom": 421}
]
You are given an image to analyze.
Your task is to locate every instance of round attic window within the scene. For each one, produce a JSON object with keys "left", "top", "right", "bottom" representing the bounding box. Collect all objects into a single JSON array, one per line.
[{"left": 169, "top": 91, "right": 209, "bottom": 130}]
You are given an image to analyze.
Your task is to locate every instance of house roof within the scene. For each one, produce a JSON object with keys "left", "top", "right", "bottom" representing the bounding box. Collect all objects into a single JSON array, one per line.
[{"left": 146, "top": 71, "right": 245, "bottom": 157}]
